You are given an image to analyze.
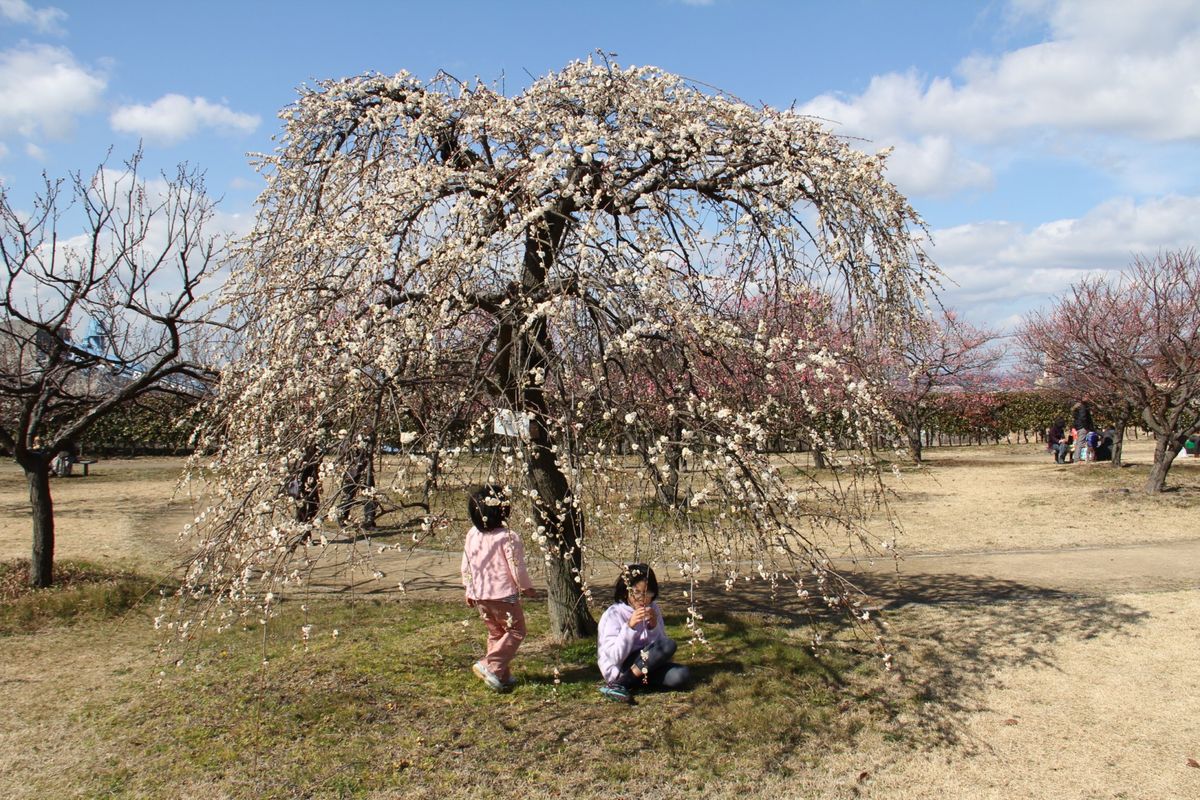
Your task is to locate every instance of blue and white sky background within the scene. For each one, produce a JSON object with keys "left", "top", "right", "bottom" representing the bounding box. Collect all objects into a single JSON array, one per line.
[{"left": 2, "top": 0, "right": 1199, "bottom": 331}]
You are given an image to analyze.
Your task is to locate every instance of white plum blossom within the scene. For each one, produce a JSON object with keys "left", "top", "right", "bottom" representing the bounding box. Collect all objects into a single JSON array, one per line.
[{"left": 179, "top": 58, "right": 934, "bottom": 639}]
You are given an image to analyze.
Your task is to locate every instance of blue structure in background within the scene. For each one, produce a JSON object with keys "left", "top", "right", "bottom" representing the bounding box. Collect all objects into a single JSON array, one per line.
[{"left": 80, "top": 317, "right": 109, "bottom": 359}]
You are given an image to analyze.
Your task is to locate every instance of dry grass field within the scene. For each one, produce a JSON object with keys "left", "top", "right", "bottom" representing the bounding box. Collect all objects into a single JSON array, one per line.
[{"left": 0, "top": 440, "right": 1198, "bottom": 798}]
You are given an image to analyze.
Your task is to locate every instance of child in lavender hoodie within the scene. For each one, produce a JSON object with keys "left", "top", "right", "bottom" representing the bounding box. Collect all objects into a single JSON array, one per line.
[
  {"left": 597, "top": 564, "right": 690, "bottom": 701},
  {"left": 461, "top": 484, "right": 538, "bottom": 692}
]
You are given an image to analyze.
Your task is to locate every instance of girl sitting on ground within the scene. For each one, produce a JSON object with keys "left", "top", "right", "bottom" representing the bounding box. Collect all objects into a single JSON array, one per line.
[
  {"left": 597, "top": 563, "right": 690, "bottom": 701},
  {"left": 461, "top": 484, "right": 539, "bottom": 692}
]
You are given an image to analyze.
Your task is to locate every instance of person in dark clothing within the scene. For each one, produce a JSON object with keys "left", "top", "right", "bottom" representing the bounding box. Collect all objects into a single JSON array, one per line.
[
  {"left": 1047, "top": 419, "right": 1066, "bottom": 460},
  {"left": 289, "top": 443, "right": 321, "bottom": 524},
  {"left": 1072, "top": 401, "right": 1095, "bottom": 432}
]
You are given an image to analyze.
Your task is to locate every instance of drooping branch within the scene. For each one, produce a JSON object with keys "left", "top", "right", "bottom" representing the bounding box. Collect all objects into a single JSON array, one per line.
[{"left": 185, "top": 59, "right": 937, "bottom": 640}]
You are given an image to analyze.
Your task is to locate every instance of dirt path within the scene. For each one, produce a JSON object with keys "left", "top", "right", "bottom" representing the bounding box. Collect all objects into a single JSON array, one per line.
[
  {"left": 0, "top": 439, "right": 1195, "bottom": 585},
  {"left": 795, "top": 586, "right": 1200, "bottom": 800},
  {"left": 862, "top": 537, "right": 1200, "bottom": 597},
  {"left": 0, "top": 457, "right": 199, "bottom": 571},
  {"left": 292, "top": 536, "right": 1200, "bottom": 611}
]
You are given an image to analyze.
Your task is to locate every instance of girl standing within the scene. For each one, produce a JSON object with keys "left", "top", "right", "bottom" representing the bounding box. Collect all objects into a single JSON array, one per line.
[{"left": 461, "top": 484, "right": 538, "bottom": 692}]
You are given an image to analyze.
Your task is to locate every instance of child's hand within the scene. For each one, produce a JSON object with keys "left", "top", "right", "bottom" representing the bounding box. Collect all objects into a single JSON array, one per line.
[
  {"left": 628, "top": 607, "right": 652, "bottom": 629},
  {"left": 465, "top": 596, "right": 476, "bottom": 608},
  {"left": 520, "top": 587, "right": 541, "bottom": 599},
  {"left": 644, "top": 609, "right": 658, "bottom": 629}
]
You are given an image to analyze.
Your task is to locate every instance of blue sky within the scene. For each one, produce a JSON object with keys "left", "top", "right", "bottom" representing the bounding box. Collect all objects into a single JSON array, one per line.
[{"left": 3, "top": 0, "right": 1199, "bottom": 330}]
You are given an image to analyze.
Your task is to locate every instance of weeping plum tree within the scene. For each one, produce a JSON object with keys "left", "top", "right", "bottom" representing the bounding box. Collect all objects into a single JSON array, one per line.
[{"left": 185, "top": 60, "right": 937, "bottom": 641}]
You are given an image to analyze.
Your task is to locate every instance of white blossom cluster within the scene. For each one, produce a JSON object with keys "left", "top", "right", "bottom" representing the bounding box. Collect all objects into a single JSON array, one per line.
[{"left": 176, "top": 59, "right": 935, "bottom": 639}]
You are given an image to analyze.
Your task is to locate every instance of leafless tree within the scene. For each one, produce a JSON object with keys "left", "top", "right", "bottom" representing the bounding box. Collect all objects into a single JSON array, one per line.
[{"left": 0, "top": 151, "right": 224, "bottom": 586}]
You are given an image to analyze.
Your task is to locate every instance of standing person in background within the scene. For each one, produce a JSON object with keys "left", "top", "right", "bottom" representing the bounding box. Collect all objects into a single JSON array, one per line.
[
  {"left": 1061, "top": 428, "right": 1075, "bottom": 463},
  {"left": 1072, "top": 401, "right": 1095, "bottom": 464},
  {"left": 289, "top": 443, "right": 322, "bottom": 525},
  {"left": 461, "top": 484, "right": 539, "bottom": 692},
  {"left": 334, "top": 425, "right": 377, "bottom": 529}
]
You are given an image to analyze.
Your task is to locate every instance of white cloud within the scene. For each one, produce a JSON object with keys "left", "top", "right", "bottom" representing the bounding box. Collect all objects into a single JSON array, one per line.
[
  {"left": 228, "top": 175, "right": 263, "bottom": 191},
  {"left": 0, "top": 0, "right": 66, "bottom": 34},
  {"left": 799, "top": 1, "right": 1200, "bottom": 197},
  {"left": 110, "top": 94, "right": 260, "bottom": 145},
  {"left": 24, "top": 141, "right": 44, "bottom": 160},
  {"left": 0, "top": 43, "right": 106, "bottom": 139},
  {"left": 803, "top": 1, "right": 1200, "bottom": 144},
  {"left": 928, "top": 193, "right": 1200, "bottom": 325},
  {"left": 882, "top": 136, "right": 993, "bottom": 197}
]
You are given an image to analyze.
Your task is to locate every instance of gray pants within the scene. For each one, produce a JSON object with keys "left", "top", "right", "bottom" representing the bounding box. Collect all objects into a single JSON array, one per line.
[
  {"left": 1074, "top": 430, "right": 1090, "bottom": 461},
  {"left": 615, "top": 637, "right": 690, "bottom": 691}
]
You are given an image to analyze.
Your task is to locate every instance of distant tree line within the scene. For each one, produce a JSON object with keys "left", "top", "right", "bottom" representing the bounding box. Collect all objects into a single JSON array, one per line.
[{"left": 72, "top": 394, "right": 202, "bottom": 456}]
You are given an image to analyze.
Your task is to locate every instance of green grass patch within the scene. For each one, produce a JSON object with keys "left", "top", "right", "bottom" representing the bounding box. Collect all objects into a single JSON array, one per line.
[
  {"left": 69, "top": 597, "right": 897, "bottom": 799},
  {"left": 0, "top": 558, "right": 164, "bottom": 635}
]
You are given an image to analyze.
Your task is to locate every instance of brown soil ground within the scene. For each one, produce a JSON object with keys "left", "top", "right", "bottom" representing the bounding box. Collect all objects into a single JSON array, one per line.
[
  {"left": 0, "top": 456, "right": 200, "bottom": 571},
  {"left": 1, "top": 440, "right": 1198, "bottom": 798}
]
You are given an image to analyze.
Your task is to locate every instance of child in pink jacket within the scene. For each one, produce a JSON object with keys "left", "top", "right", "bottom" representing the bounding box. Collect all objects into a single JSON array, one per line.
[{"left": 461, "top": 484, "right": 538, "bottom": 692}]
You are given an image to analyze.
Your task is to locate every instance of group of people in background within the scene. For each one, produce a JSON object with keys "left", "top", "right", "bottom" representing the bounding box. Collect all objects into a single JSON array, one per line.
[
  {"left": 1047, "top": 400, "right": 1113, "bottom": 464},
  {"left": 460, "top": 483, "right": 690, "bottom": 703}
]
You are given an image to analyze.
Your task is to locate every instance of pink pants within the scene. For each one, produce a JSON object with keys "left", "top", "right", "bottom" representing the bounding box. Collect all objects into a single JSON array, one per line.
[{"left": 474, "top": 599, "right": 526, "bottom": 682}]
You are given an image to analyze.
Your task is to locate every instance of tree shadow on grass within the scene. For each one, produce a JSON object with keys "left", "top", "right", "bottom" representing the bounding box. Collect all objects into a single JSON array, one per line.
[
  {"left": 687, "top": 571, "right": 1151, "bottom": 750},
  {"left": 523, "top": 659, "right": 745, "bottom": 690}
]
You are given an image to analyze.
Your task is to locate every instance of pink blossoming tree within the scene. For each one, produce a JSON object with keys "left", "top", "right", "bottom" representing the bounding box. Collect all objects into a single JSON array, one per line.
[{"left": 1020, "top": 250, "right": 1200, "bottom": 493}]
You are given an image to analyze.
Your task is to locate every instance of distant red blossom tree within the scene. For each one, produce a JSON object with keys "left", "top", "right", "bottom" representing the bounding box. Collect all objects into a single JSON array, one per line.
[
  {"left": 870, "top": 309, "right": 1006, "bottom": 462},
  {"left": 1020, "top": 250, "right": 1200, "bottom": 493}
]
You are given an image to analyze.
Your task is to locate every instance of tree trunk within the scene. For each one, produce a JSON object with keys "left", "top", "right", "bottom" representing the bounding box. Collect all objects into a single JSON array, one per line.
[
  {"left": 666, "top": 418, "right": 685, "bottom": 504},
  {"left": 1145, "top": 433, "right": 1180, "bottom": 494},
  {"left": 906, "top": 427, "right": 923, "bottom": 463},
  {"left": 423, "top": 442, "right": 443, "bottom": 502},
  {"left": 527, "top": 428, "right": 596, "bottom": 640},
  {"left": 631, "top": 425, "right": 684, "bottom": 509},
  {"left": 522, "top": 363, "right": 595, "bottom": 639},
  {"left": 811, "top": 443, "right": 827, "bottom": 470},
  {"left": 1111, "top": 419, "right": 1128, "bottom": 468},
  {"left": 508, "top": 211, "right": 596, "bottom": 641},
  {"left": 25, "top": 459, "right": 54, "bottom": 588}
]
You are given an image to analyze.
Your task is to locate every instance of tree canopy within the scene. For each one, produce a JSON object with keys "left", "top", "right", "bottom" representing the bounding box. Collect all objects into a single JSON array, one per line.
[
  {"left": 1020, "top": 250, "right": 1200, "bottom": 493},
  {"left": 184, "top": 60, "right": 938, "bottom": 639}
]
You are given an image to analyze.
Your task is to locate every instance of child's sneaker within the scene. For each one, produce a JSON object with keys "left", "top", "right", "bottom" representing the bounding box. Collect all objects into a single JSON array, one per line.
[
  {"left": 472, "top": 661, "right": 504, "bottom": 691},
  {"left": 598, "top": 682, "right": 630, "bottom": 702},
  {"left": 500, "top": 675, "right": 517, "bottom": 692}
]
